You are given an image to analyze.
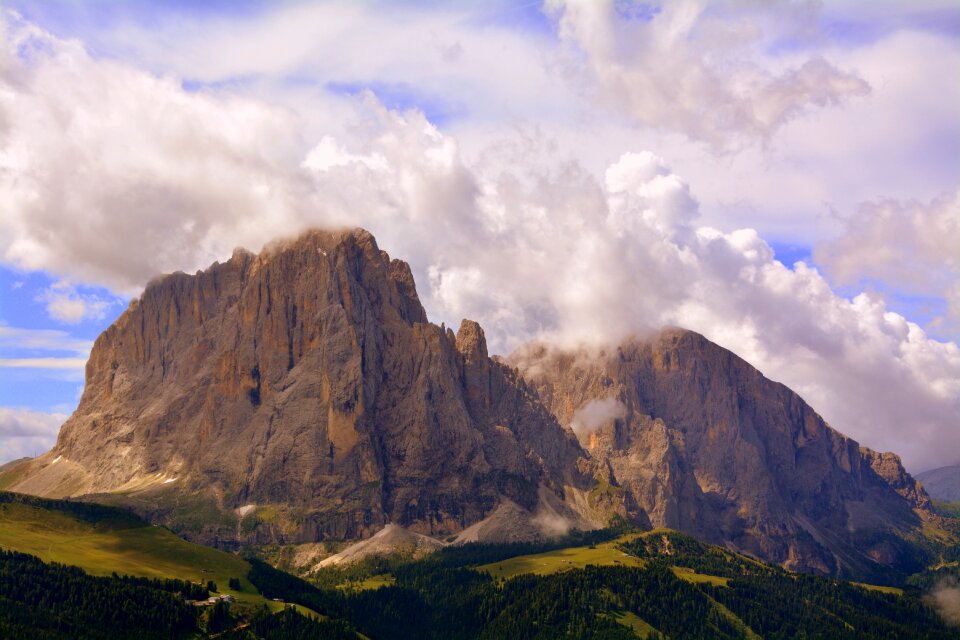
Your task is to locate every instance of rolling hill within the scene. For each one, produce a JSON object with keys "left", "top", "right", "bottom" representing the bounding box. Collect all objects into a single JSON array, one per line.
[{"left": 0, "top": 491, "right": 258, "bottom": 605}]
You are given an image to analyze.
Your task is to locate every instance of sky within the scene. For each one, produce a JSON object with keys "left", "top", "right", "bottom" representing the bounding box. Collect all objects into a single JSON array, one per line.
[{"left": 0, "top": 0, "right": 957, "bottom": 473}]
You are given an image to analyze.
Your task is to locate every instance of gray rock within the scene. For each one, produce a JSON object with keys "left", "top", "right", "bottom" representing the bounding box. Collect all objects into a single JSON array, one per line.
[
  {"left": 11, "top": 229, "right": 585, "bottom": 544},
  {"left": 509, "top": 327, "right": 935, "bottom": 577}
]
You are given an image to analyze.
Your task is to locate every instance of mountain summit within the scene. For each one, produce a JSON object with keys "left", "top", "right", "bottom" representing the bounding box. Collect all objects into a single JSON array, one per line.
[
  {"left": 509, "top": 331, "right": 933, "bottom": 579},
  {"left": 11, "top": 229, "right": 587, "bottom": 543},
  {"left": 6, "top": 228, "right": 938, "bottom": 578}
]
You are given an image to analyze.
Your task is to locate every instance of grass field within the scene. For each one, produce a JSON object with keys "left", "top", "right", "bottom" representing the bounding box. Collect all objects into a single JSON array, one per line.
[
  {"left": 852, "top": 581, "right": 904, "bottom": 596},
  {"left": 477, "top": 533, "right": 750, "bottom": 638},
  {"left": 611, "top": 611, "right": 659, "bottom": 638},
  {"left": 478, "top": 536, "right": 647, "bottom": 579},
  {"left": 670, "top": 565, "right": 729, "bottom": 586},
  {"left": 338, "top": 574, "right": 396, "bottom": 591},
  {"left": 477, "top": 532, "right": 730, "bottom": 590},
  {"left": 0, "top": 500, "right": 279, "bottom": 608},
  {"left": 0, "top": 459, "right": 32, "bottom": 492}
]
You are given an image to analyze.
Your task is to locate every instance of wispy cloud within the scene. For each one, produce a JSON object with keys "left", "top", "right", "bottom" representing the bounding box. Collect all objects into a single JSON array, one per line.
[
  {"left": 0, "top": 357, "right": 88, "bottom": 369},
  {"left": 0, "top": 326, "right": 91, "bottom": 374},
  {"left": 0, "top": 326, "right": 92, "bottom": 357}
]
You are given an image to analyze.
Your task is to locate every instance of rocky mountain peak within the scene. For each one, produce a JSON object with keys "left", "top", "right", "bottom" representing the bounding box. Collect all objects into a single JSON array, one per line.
[
  {"left": 10, "top": 227, "right": 587, "bottom": 543},
  {"left": 510, "top": 327, "right": 935, "bottom": 579},
  {"left": 455, "top": 319, "right": 488, "bottom": 363},
  {"left": 4, "top": 228, "right": 940, "bottom": 580}
]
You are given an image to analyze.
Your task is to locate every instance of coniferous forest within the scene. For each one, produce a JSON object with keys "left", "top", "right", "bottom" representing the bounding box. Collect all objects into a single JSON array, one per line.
[{"left": 2, "top": 511, "right": 958, "bottom": 639}]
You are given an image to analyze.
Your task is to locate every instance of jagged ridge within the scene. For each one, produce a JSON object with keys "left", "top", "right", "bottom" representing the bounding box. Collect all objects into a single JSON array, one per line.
[
  {"left": 10, "top": 229, "right": 587, "bottom": 543},
  {"left": 509, "top": 327, "right": 935, "bottom": 579},
  {"left": 5, "top": 228, "right": 940, "bottom": 579}
]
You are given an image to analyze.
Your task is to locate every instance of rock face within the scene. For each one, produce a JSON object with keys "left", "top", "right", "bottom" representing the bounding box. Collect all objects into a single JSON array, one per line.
[
  {"left": 315, "top": 524, "right": 447, "bottom": 569},
  {"left": 11, "top": 229, "right": 586, "bottom": 543},
  {"left": 917, "top": 465, "right": 960, "bottom": 502},
  {"left": 7, "top": 228, "right": 937, "bottom": 578},
  {"left": 509, "top": 329, "right": 933, "bottom": 578}
]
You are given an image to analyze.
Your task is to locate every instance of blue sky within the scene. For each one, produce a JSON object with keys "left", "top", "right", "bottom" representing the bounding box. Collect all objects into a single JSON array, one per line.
[
  {"left": 0, "top": 266, "right": 118, "bottom": 414},
  {"left": 0, "top": 0, "right": 957, "bottom": 470}
]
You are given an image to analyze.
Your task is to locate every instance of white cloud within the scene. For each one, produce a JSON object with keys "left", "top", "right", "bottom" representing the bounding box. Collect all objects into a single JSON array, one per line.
[
  {"left": 546, "top": 0, "right": 870, "bottom": 149},
  {"left": 36, "top": 281, "right": 118, "bottom": 324},
  {"left": 0, "top": 326, "right": 92, "bottom": 357},
  {"left": 814, "top": 190, "right": 960, "bottom": 336},
  {"left": 0, "top": 407, "right": 65, "bottom": 463},
  {"left": 0, "top": 12, "right": 958, "bottom": 474},
  {"left": 0, "top": 357, "right": 88, "bottom": 369},
  {"left": 0, "top": 12, "right": 312, "bottom": 295},
  {"left": 299, "top": 120, "right": 960, "bottom": 471},
  {"left": 926, "top": 578, "right": 960, "bottom": 627},
  {"left": 570, "top": 398, "right": 627, "bottom": 436}
]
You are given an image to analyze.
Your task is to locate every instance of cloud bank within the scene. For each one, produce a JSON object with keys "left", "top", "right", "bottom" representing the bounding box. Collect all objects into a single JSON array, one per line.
[
  {"left": 0, "top": 407, "right": 66, "bottom": 461},
  {"left": 0, "top": 12, "right": 957, "bottom": 471}
]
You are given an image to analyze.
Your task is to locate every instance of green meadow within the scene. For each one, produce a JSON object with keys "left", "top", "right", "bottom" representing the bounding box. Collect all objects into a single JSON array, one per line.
[
  {"left": 0, "top": 495, "right": 287, "bottom": 609},
  {"left": 479, "top": 537, "right": 646, "bottom": 578},
  {"left": 477, "top": 532, "right": 731, "bottom": 588}
]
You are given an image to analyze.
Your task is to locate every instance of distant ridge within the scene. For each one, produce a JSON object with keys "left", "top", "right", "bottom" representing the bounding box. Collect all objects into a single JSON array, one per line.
[{"left": 917, "top": 464, "right": 960, "bottom": 502}]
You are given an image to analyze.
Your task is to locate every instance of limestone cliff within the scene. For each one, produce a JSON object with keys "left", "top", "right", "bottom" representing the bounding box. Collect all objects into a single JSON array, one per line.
[
  {"left": 11, "top": 229, "right": 586, "bottom": 543},
  {"left": 6, "top": 229, "right": 939, "bottom": 579},
  {"left": 509, "top": 328, "right": 935, "bottom": 578}
]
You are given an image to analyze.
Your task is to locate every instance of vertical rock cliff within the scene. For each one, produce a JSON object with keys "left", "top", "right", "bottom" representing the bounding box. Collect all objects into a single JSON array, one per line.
[
  {"left": 6, "top": 228, "right": 940, "bottom": 579},
  {"left": 11, "top": 229, "right": 586, "bottom": 542},
  {"left": 510, "top": 328, "right": 935, "bottom": 578}
]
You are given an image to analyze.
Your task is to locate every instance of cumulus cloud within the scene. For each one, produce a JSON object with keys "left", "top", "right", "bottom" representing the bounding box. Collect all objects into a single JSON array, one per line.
[
  {"left": 0, "top": 12, "right": 311, "bottom": 295},
  {"left": 0, "top": 407, "right": 66, "bottom": 463},
  {"left": 815, "top": 190, "right": 960, "bottom": 336},
  {"left": 36, "top": 281, "right": 118, "bottom": 324},
  {"left": 570, "top": 398, "right": 627, "bottom": 436},
  {"left": 301, "top": 118, "right": 960, "bottom": 471},
  {"left": 546, "top": 0, "right": 870, "bottom": 149},
  {"left": 0, "top": 14, "right": 957, "bottom": 472}
]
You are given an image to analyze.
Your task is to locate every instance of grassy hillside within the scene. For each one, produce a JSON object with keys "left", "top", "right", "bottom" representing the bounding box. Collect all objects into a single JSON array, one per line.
[
  {"left": 0, "top": 492, "right": 262, "bottom": 605},
  {"left": 1, "top": 547, "right": 359, "bottom": 639},
  {"left": 478, "top": 533, "right": 646, "bottom": 578},
  {"left": 2, "top": 491, "right": 956, "bottom": 638},
  {"left": 249, "top": 526, "right": 955, "bottom": 639},
  {"left": 0, "top": 459, "right": 32, "bottom": 492}
]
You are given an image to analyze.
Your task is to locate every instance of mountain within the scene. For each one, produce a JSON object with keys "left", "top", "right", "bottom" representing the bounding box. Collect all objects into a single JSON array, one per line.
[
  {"left": 508, "top": 329, "right": 935, "bottom": 579},
  {"left": 917, "top": 465, "right": 960, "bottom": 502},
  {"left": 6, "top": 229, "right": 588, "bottom": 545},
  {"left": 2, "top": 227, "right": 944, "bottom": 580}
]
